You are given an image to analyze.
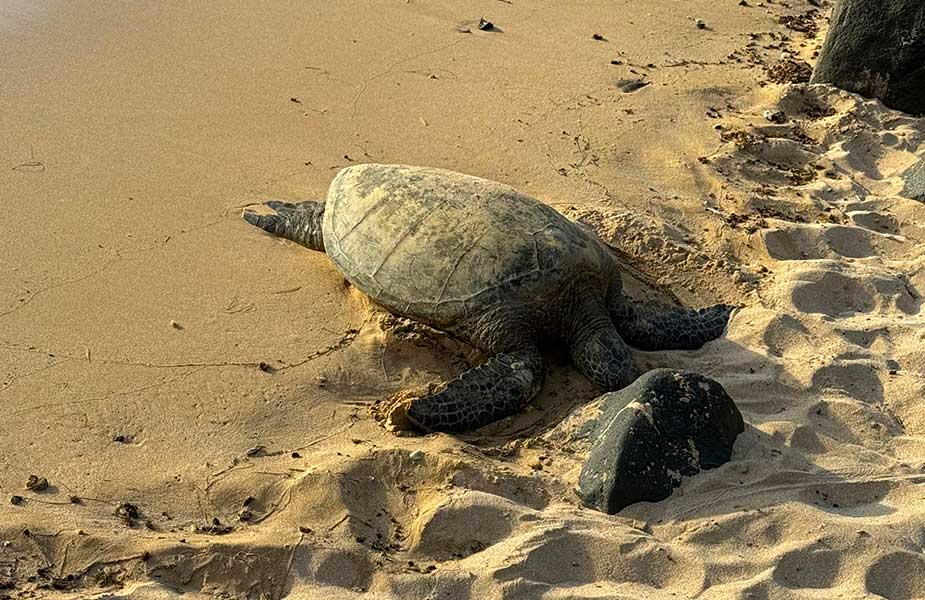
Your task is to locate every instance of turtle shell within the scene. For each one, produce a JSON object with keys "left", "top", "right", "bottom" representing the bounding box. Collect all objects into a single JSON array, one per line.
[{"left": 323, "top": 164, "right": 613, "bottom": 327}]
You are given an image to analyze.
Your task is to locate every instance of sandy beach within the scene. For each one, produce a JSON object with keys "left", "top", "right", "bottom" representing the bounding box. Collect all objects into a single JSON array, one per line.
[{"left": 1, "top": 1, "right": 924, "bottom": 598}]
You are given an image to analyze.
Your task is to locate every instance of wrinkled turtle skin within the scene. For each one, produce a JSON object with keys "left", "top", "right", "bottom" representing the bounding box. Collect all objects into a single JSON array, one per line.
[{"left": 244, "top": 164, "right": 733, "bottom": 432}]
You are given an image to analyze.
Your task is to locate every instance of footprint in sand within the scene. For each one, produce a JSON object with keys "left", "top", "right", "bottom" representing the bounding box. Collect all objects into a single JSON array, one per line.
[
  {"left": 762, "top": 223, "right": 879, "bottom": 260},
  {"left": 772, "top": 544, "right": 842, "bottom": 589},
  {"left": 790, "top": 270, "right": 875, "bottom": 317},
  {"left": 810, "top": 361, "right": 883, "bottom": 403},
  {"left": 409, "top": 490, "right": 521, "bottom": 560},
  {"left": 865, "top": 551, "right": 925, "bottom": 600}
]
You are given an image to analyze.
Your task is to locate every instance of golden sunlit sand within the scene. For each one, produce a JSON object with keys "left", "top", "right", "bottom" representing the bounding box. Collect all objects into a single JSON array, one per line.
[{"left": 1, "top": 1, "right": 923, "bottom": 598}]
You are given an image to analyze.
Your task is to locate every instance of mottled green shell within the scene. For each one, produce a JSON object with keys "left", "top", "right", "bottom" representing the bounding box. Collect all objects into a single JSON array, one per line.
[{"left": 322, "top": 164, "right": 613, "bottom": 326}]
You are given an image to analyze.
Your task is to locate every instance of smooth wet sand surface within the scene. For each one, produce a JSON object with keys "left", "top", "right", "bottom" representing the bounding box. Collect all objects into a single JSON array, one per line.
[{"left": 2, "top": 1, "right": 924, "bottom": 598}]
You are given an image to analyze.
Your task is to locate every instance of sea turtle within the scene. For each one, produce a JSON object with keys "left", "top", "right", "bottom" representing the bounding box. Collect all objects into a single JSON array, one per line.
[{"left": 243, "top": 164, "right": 733, "bottom": 433}]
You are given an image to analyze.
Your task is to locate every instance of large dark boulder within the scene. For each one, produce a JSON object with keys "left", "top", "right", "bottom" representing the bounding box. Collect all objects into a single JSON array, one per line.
[
  {"left": 577, "top": 369, "right": 744, "bottom": 514},
  {"left": 811, "top": 0, "right": 925, "bottom": 115}
]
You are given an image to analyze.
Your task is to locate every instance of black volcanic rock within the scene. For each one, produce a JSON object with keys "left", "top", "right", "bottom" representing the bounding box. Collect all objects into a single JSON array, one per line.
[
  {"left": 811, "top": 0, "right": 925, "bottom": 115},
  {"left": 578, "top": 369, "right": 744, "bottom": 514}
]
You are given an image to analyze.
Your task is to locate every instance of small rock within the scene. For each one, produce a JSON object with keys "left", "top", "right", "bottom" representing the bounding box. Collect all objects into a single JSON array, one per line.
[
  {"left": 115, "top": 502, "right": 141, "bottom": 525},
  {"left": 591, "top": 33, "right": 606, "bottom": 41},
  {"left": 116, "top": 502, "right": 140, "bottom": 519},
  {"left": 25, "top": 475, "right": 49, "bottom": 492},
  {"left": 245, "top": 445, "right": 267, "bottom": 458},
  {"left": 477, "top": 18, "right": 495, "bottom": 31},
  {"left": 409, "top": 450, "right": 424, "bottom": 462},
  {"left": 695, "top": 18, "right": 707, "bottom": 29},
  {"left": 199, "top": 517, "right": 233, "bottom": 535},
  {"left": 69, "top": 496, "right": 82, "bottom": 505},
  {"left": 763, "top": 110, "right": 786, "bottom": 123},
  {"left": 616, "top": 78, "right": 650, "bottom": 93},
  {"left": 170, "top": 320, "right": 183, "bottom": 330},
  {"left": 10, "top": 495, "right": 23, "bottom": 506}
]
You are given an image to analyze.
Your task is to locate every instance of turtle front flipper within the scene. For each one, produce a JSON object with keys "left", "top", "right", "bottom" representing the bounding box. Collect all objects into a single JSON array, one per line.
[
  {"left": 406, "top": 346, "right": 544, "bottom": 433},
  {"left": 610, "top": 298, "right": 734, "bottom": 351},
  {"left": 566, "top": 296, "right": 639, "bottom": 390},
  {"left": 243, "top": 200, "right": 326, "bottom": 252}
]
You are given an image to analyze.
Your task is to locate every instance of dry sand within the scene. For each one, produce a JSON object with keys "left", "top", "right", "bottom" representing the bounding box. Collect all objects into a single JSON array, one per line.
[{"left": 1, "top": 1, "right": 923, "bottom": 598}]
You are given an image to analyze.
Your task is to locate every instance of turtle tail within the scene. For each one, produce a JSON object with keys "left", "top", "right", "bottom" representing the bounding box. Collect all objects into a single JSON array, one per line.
[
  {"left": 243, "top": 200, "right": 325, "bottom": 252},
  {"left": 610, "top": 297, "right": 735, "bottom": 351}
]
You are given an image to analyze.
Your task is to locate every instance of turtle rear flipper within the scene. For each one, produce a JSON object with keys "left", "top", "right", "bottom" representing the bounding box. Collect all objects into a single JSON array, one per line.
[
  {"left": 611, "top": 299, "right": 734, "bottom": 351},
  {"left": 243, "top": 200, "right": 326, "bottom": 252}
]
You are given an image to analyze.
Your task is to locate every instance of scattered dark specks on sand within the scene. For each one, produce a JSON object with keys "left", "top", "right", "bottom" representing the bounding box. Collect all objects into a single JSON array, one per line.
[
  {"left": 766, "top": 58, "right": 812, "bottom": 84},
  {"left": 616, "top": 78, "right": 650, "bottom": 93},
  {"left": 778, "top": 12, "right": 819, "bottom": 37}
]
